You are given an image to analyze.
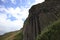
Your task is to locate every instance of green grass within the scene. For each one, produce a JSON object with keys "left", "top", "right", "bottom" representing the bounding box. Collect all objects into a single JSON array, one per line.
[
  {"left": 0, "top": 19, "right": 60, "bottom": 40},
  {"left": 13, "top": 30, "right": 23, "bottom": 40},
  {"left": 0, "top": 30, "right": 23, "bottom": 40},
  {"left": 36, "top": 19, "right": 60, "bottom": 40}
]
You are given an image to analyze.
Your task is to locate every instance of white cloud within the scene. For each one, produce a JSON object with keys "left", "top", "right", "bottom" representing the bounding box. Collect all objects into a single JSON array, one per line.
[
  {"left": 35, "top": 0, "right": 45, "bottom": 4},
  {"left": 26, "top": 0, "right": 45, "bottom": 9},
  {"left": 1, "top": 0, "right": 5, "bottom": 1},
  {"left": 5, "top": 7, "right": 29, "bottom": 20},
  {"left": 10, "top": 0, "right": 16, "bottom": 4},
  {"left": 0, "top": 5, "right": 29, "bottom": 34},
  {"left": 0, "top": 0, "right": 45, "bottom": 35},
  {"left": 1, "top": 0, "right": 6, "bottom": 3}
]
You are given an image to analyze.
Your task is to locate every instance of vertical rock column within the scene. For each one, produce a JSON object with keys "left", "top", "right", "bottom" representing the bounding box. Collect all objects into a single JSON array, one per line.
[{"left": 23, "top": 6, "right": 41, "bottom": 40}]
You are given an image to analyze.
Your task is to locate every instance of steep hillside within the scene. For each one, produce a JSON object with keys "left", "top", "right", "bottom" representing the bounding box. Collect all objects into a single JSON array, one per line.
[
  {"left": 37, "top": 19, "right": 60, "bottom": 40},
  {"left": 0, "top": 0, "right": 60, "bottom": 40},
  {"left": 0, "top": 19, "right": 60, "bottom": 40},
  {"left": 0, "top": 29, "right": 23, "bottom": 40},
  {"left": 23, "top": 0, "right": 60, "bottom": 40}
]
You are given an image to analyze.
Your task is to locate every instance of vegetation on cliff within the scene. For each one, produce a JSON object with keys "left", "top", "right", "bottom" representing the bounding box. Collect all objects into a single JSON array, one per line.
[
  {"left": 0, "top": 0, "right": 60, "bottom": 40},
  {"left": 37, "top": 19, "right": 60, "bottom": 40}
]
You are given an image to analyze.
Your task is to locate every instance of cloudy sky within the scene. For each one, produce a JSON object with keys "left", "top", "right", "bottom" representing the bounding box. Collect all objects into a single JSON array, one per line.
[{"left": 0, "top": 0, "right": 44, "bottom": 35}]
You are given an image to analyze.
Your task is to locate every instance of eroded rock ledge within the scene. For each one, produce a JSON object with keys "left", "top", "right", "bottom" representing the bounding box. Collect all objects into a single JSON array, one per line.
[{"left": 23, "top": 0, "right": 60, "bottom": 40}]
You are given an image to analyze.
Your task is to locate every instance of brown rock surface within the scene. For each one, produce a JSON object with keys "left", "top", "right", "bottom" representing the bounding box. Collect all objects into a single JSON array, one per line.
[{"left": 23, "top": 0, "right": 60, "bottom": 40}]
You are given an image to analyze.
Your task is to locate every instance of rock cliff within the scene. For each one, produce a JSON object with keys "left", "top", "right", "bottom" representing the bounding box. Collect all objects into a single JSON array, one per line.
[
  {"left": 23, "top": 0, "right": 60, "bottom": 40},
  {"left": 0, "top": 0, "right": 60, "bottom": 40}
]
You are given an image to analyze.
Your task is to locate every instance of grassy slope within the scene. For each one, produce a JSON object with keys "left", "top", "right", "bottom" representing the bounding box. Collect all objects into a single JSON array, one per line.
[
  {"left": 0, "top": 20, "right": 60, "bottom": 40},
  {"left": 0, "top": 29, "right": 23, "bottom": 40},
  {"left": 36, "top": 19, "right": 60, "bottom": 40},
  {"left": 0, "top": 17, "right": 60, "bottom": 40}
]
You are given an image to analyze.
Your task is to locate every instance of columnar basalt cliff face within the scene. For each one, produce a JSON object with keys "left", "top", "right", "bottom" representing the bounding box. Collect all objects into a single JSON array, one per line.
[
  {"left": 23, "top": 0, "right": 60, "bottom": 40},
  {"left": 0, "top": 0, "right": 60, "bottom": 40}
]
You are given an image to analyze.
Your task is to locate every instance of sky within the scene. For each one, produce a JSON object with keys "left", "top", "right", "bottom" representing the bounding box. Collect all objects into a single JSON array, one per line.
[{"left": 0, "top": 0, "right": 45, "bottom": 35}]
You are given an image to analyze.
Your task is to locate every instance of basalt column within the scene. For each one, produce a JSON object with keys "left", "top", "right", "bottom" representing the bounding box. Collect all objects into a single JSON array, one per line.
[
  {"left": 23, "top": 0, "right": 60, "bottom": 40},
  {"left": 23, "top": 7, "right": 41, "bottom": 40}
]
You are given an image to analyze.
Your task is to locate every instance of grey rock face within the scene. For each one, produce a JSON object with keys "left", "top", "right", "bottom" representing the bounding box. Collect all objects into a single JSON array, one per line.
[{"left": 23, "top": 0, "right": 60, "bottom": 40}]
